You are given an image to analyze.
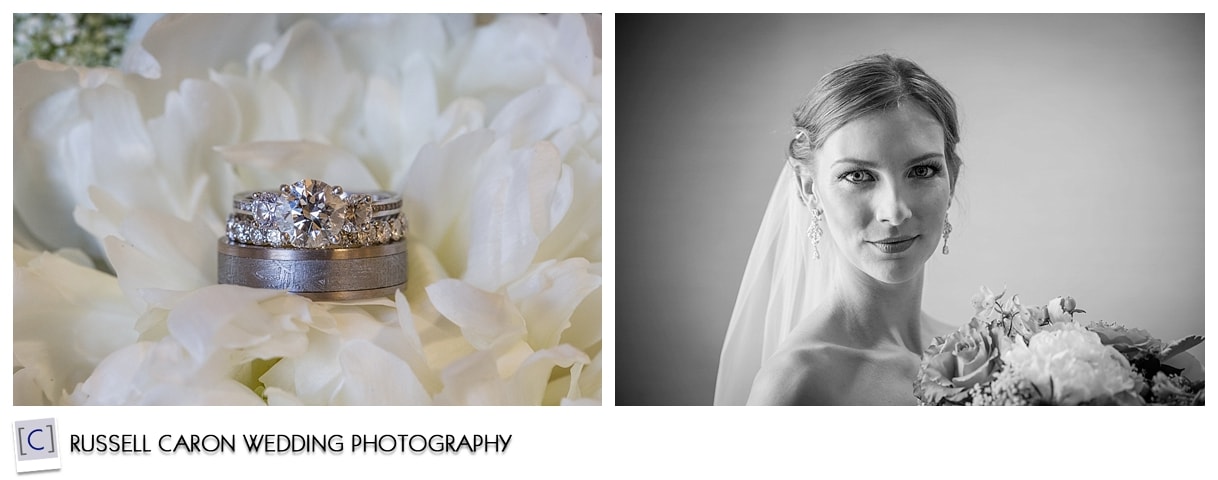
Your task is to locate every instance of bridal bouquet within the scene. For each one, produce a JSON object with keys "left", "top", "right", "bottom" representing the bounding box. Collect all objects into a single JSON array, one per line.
[{"left": 914, "top": 287, "right": 1204, "bottom": 405}]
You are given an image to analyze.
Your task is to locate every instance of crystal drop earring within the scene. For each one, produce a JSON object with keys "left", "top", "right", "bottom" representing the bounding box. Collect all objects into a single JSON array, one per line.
[
  {"left": 942, "top": 215, "right": 953, "bottom": 255},
  {"left": 806, "top": 203, "right": 824, "bottom": 260}
]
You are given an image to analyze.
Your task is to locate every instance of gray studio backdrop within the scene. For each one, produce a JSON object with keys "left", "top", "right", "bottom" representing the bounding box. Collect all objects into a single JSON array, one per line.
[{"left": 617, "top": 14, "right": 1204, "bottom": 406}]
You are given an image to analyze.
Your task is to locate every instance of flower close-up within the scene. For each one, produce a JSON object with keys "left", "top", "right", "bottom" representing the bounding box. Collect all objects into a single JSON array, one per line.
[
  {"left": 13, "top": 13, "right": 602, "bottom": 406},
  {"left": 1000, "top": 322, "right": 1135, "bottom": 405},
  {"left": 914, "top": 317, "right": 1003, "bottom": 404}
]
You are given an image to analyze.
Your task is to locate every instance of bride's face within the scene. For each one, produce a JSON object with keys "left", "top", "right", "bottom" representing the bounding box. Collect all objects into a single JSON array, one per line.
[{"left": 812, "top": 102, "right": 952, "bottom": 284}]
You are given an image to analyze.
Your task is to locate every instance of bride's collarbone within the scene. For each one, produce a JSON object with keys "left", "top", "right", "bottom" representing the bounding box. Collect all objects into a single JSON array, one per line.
[
  {"left": 753, "top": 342, "right": 918, "bottom": 405},
  {"left": 787, "top": 341, "right": 919, "bottom": 372}
]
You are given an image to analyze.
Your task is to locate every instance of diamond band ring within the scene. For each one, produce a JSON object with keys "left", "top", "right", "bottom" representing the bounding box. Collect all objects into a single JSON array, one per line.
[
  {"left": 225, "top": 179, "right": 408, "bottom": 249},
  {"left": 217, "top": 239, "right": 407, "bottom": 301},
  {"left": 218, "top": 179, "right": 410, "bottom": 300}
]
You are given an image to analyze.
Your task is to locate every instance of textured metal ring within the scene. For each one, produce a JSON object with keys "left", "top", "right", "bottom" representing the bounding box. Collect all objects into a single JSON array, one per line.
[{"left": 217, "top": 238, "right": 407, "bottom": 301}]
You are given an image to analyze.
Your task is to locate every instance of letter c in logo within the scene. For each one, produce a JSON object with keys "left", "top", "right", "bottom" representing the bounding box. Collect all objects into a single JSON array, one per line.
[{"left": 26, "top": 428, "right": 44, "bottom": 451}]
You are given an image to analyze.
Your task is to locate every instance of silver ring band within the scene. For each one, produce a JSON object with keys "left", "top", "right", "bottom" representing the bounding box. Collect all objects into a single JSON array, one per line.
[
  {"left": 232, "top": 191, "right": 401, "bottom": 217},
  {"left": 217, "top": 238, "right": 407, "bottom": 301},
  {"left": 225, "top": 179, "right": 408, "bottom": 249}
]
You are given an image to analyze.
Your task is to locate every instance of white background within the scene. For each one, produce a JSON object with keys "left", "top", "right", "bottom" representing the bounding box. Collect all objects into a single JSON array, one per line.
[{"left": 3, "top": 2, "right": 1217, "bottom": 479}]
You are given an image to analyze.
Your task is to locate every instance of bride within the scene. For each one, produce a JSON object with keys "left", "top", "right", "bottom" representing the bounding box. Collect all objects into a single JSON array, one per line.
[{"left": 715, "top": 54, "right": 963, "bottom": 405}]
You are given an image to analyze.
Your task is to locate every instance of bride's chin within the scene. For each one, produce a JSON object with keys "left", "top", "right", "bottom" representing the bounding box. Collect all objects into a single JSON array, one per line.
[{"left": 860, "top": 258, "right": 928, "bottom": 285}]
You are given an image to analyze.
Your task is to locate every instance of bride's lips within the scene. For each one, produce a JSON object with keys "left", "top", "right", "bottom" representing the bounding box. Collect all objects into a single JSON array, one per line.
[{"left": 869, "top": 235, "right": 918, "bottom": 254}]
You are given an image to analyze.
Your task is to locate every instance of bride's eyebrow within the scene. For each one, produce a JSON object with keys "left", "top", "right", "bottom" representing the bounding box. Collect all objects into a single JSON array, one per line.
[{"left": 831, "top": 153, "right": 943, "bottom": 168}]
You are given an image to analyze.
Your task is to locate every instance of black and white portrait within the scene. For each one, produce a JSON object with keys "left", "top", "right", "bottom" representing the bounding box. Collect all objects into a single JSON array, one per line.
[{"left": 617, "top": 14, "right": 1204, "bottom": 406}]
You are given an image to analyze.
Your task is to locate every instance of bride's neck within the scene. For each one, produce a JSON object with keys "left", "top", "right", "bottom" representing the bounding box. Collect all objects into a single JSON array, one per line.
[{"left": 827, "top": 266, "right": 925, "bottom": 354}]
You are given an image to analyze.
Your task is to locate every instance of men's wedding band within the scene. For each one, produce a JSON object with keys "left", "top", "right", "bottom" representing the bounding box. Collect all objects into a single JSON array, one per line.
[{"left": 217, "top": 239, "right": 407, "bottom": 301}]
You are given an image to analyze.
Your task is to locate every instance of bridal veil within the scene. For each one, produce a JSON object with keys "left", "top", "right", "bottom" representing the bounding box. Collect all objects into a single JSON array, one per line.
[{"left": 714, "top": 165, "right": 838, "bottom": 405}]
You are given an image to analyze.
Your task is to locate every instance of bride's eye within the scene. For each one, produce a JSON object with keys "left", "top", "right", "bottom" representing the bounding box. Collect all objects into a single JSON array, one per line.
[
  {"left": 910, "top": 164, "right": 941, "bottom": 179},
  {"left": 839, "top": 170, "right": 875, "bottom": 184}
]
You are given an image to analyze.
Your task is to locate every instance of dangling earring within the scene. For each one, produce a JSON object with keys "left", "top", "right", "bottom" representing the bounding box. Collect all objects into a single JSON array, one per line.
[
  {"left": 942, "top": 215, "right": 953, "bottom": 255},
  {"left": 806, "top": 203, "right": 824, "bottom": 260}
]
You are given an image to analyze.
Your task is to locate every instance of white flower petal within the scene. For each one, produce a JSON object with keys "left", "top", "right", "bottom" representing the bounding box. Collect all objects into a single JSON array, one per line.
[
  {"left": 354, "top": 70, "right": 437, "bottom": 182},
  {"left": 14, "top": 368, "right": 50, "bottom": 405},
  {"left": 162, "top": 285, "right": 311, "bottom": 362},
  {"left": 434, "top": 350, "right": 505, "bottom": 405},
  {"left": 400, "top": 130, "right": 497, "bottom": 251},
  {"left": 333, "top": 340, "right": 432, "bottom": 405},
  {"left": 489, "top": 85, "right": 583, "bottom": 149},
  {"left": 259, "top": 331, "right": 344, "bottom": 405},
  {"left": 73, "top": 187, "right": 128, "bottom": 258},
  {"left": 78, "top": 84, "right": 160, "bottom": 187},
  {"left": 126, "top": 14, "right": 278, "bottom": 113},
  {"left": 544, "top": 350, "right": 601, "bottom": 405},
  {"left": 509, "top": 344, "right": 589, "bottom": 405},
  {"left": 576, "top": 351, "right": 602, "bottom": 401},
  {"left": 389, "top": 292, "right": 441, "bottom": 394},
  {"left": 581, "top": 14, "right": 602, "bottom": 60},
  {"left": 435, "top": 343, "right": 589, "bottom": 405},
  {"left": 14, "top": 245, "right": 138, "bottom": 405},
  {"left": 325, "top": 14, "right": 450, "bottom": 79},
  {"left": 507, "top": 258, "right": 601, "bottom": 350},
  {"left": 550, "top": 14, "right": 596, "bottom": 95},
  {"left": 262, "top": 19, "right": 361, "bottom": 140},
  {"left": 262, "top": 387, "right": 304, "bottom": 406},
  {"left": 560, "top": 274, "right": 602, "bottom": 352},
  {"left": 218, "top": 140, "right": 382, "bottom": 191},
  {"left": 100, "top": 210, "right": 217, "bottom": 311},
  {"left": 69, "top": 339, "right": 265, "bottom": 405},
  {"left": 209, "top": 71, "right": 302, "bottom": 141},
  {"left": 430, "top": 98, "right": 487, "bottom": 144},
  {"left": 426, "top": 279, "right": 526, "bottom": 350},
  {"left": 464, "top": 141, "right": 567, "bottom": 291},
  {"left": 537, "top": 151, "right": 600, "bottom": 262},
  {"left": 146, "top": 78, "right": 242, "bottom": 217},
  {"left": 453, "top": 15, "right": 552, "bottom": 111},
  {"left": 15, "top": 65, "right": 129, "bottom": 260}
]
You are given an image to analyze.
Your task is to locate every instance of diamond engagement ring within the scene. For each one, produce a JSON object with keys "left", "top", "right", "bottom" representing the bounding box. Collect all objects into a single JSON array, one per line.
[
  {"left": 226, "top": 179, "right": 408, "bottom": 249},
  {"left": 218, "top": 179, "right": 409, "bottom": 300}
]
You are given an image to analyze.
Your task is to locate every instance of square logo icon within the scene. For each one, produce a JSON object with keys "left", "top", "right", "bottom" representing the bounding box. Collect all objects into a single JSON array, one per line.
[{"left": 13, "top": 418, "right": 61, "bottom": 473}]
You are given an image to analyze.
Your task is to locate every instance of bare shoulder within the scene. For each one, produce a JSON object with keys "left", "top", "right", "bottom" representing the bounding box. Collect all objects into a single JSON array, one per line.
[
  {"left": 920, "top": 312, "right": 959, "bottom": 346},
  {"left": 746, "top": 342, "right": 846, "bottom": 406}
]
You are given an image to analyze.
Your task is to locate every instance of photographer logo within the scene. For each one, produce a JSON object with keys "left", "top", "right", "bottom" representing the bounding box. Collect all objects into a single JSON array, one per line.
[{"left": 13, "top": 418, "right": 60, "bottom": 473}]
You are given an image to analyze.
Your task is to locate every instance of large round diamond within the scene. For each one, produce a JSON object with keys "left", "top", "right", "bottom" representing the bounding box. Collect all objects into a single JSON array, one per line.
[{"left": 276, "top": 179, "right": 348, "bottom": 248}]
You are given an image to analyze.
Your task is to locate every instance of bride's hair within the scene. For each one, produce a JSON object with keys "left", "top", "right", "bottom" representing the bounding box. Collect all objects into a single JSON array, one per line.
[{"left": 788, "top": 54, "right": 963, "bottom": 192}]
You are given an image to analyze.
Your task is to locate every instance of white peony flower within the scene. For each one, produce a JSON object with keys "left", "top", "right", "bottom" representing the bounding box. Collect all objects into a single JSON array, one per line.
[
  {"left": 14, "top": 13, "right": 601, "bottom": 405},
  {"left": 1000, "top": 322, "right": 1136, "bottom": 405}
]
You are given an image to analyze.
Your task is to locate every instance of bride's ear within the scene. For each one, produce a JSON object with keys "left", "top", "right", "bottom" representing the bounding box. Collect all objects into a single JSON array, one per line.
[{"left": 787, "top": 159, "right": 819, "bottom": 209}]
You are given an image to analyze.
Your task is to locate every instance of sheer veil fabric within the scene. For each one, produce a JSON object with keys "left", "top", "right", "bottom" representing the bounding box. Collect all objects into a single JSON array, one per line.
[{"left": 714, "top": 165, "right": 840, "bottom": 405}]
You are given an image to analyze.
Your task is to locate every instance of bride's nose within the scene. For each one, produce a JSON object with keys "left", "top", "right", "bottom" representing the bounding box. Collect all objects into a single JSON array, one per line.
[{"left": 874, "top": 181, "right": 912, "bottom": 225}]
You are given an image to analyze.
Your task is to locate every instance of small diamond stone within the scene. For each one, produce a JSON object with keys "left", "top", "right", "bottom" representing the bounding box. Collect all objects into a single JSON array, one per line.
[
  {"left": 375, "top": 222, "right": 391, "bottom": 243},
  {"left": 390, "top": 217, "right": 404, "bottom": 241},
  {"left": 251, "top": 228, "right": 266, "bottom": 245},
  {"left": 251, "top": 192, "right": 287, "bottom": 228},
  {"left": 351, "top": 196, "right": 373, "bottom": 225},
  {"left": 266, "top": 229, "right": 283, "bottom": 247},
  {"left": 235, "top": 224, "right": 251, "bottom": 244}
]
